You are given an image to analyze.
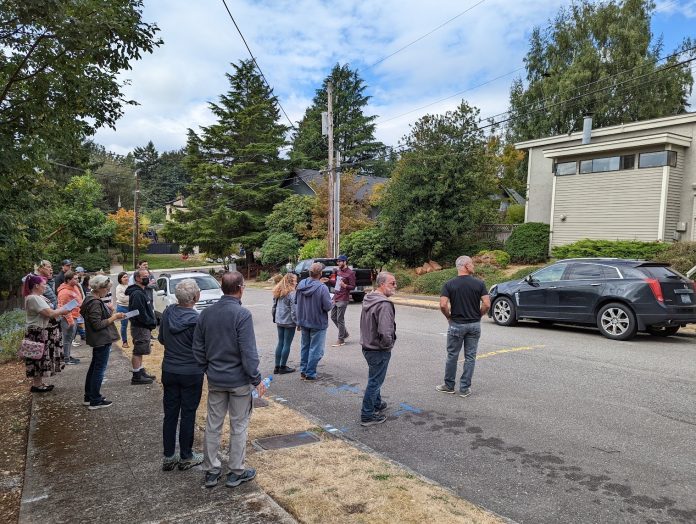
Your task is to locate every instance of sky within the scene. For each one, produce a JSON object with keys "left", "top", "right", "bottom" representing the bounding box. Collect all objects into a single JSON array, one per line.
[{"left": 93, "top": 0, "right": 696, "bottom": 156}]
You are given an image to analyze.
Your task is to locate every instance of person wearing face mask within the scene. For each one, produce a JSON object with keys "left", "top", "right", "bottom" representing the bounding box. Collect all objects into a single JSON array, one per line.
[{"left": 125, "top": 268, "right": 157, "bottom": 385}]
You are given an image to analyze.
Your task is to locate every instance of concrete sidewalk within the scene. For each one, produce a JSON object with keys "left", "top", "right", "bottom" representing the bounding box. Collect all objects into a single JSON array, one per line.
[{"left": 19, "top": 343, "right": 295, "bottom": 524}]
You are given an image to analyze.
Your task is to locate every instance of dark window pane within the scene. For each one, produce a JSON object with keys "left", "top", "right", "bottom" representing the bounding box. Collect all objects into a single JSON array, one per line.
[
  {"left": 532, "top": 263, "right": 568, "bottom": 282},
  {"left": 566, "top": 264, "right": 604, "bottom": 280},
  {"left": 555, "top": 161, "right": 576, "bottom": 176},
  {"left": 592, "top": 156, "right": 620, "bottom": 172},
  {"left": 668, "top": 151, "right": 677, "bottom": 167},
  {"left": 638, "top": 151, "right": 677, "bottom": 168},
  {"left": 579, "top": 160, "right": 592, "bottom": 174},
  {"left": 639, "top": 266, "right": 684, "bottom": 279},
  {"left": 621, "top": 155, "right": 635, "bottom": 169},
  {"left": 602, "top": 266, "right": 621, "bottom": 279}
]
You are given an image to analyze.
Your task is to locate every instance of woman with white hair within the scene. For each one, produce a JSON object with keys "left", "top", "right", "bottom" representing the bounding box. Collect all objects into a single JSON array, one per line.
[
  {"left": 157, "top": 278, "right": 205, "bottom": 472},
  {"left": 80, "top": 275, "right": 126, "bottom": 410}
]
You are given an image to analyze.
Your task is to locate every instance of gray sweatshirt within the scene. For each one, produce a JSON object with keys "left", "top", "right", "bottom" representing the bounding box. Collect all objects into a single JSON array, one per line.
[
  {"left": 192, "top": 295, "right": 261, "bottom": 388},
  {"left": 359, "top": 291, "right": 397, "bottom": 351}
]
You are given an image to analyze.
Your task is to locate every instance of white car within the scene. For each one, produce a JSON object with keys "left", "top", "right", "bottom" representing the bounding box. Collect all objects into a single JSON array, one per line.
[{"left": 154, "top": 271, "right": 223, "bottom": 320}]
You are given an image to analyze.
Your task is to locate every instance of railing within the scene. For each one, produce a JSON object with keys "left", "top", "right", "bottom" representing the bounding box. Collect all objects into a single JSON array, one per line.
[{"left": 475, "top": 223, "right": 520, "bottom": 244}]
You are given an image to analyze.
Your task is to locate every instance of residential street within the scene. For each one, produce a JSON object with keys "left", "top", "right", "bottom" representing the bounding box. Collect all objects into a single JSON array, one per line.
[{"left": 242, "top": 287, "right": 696, "bottom": 524}]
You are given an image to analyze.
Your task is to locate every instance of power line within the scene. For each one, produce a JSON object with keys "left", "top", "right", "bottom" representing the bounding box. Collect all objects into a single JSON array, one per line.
[{"left": 220, "top": 0, "right": 296, "bottom": 130}]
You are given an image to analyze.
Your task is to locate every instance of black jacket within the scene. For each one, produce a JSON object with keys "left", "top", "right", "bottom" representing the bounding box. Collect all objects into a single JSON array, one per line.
[
  {"left": 80, "top": 294, "right": 119, "bottom": 348},
  {"left": 125, "top": 284, "right": 156, "bottom": 329},
  {"left": 158, "top": 305, "right": 204, "bottom": 375}
]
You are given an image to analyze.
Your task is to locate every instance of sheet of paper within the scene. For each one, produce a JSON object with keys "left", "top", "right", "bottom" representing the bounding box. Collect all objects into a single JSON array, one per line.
[
  {"left": 335, "top": 275, "right": 342, "bottom": 290},
  {"left": 63, "top": 299, "right": 79, "bottom": 310},
  {"left": 124, "top": 310, "right": 140, "bottom": 319}
]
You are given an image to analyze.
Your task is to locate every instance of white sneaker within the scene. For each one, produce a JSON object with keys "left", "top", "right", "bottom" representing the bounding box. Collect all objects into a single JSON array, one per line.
[{"left": 72, "top": 340, "right": 80, "bottom": 347}]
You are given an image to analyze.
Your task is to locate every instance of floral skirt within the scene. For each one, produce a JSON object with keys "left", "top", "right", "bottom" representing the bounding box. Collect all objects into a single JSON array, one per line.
[{"left": 25, "top": 319, "right": 64, "bottom": 379}]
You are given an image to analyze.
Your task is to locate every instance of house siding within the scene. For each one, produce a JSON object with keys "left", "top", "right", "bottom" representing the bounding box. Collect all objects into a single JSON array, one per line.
[
  {"left": 665, "top": 147, "right": 685, "bottom": 242},
  {"left": 551, "top": 167, "right": 663, "bottom": 247}
]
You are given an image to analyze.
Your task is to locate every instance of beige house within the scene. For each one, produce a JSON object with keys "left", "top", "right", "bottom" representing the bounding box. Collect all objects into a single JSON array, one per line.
[
  {"left": 164, "top": 195, "right": 187, "bottom": 221},
  {"left": 516, "top": 112, "right": 696, "bottom": 248}
]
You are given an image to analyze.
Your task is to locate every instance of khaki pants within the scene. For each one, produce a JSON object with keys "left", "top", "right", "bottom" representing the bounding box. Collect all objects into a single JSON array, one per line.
[{"left": 203, "top": 384, "right": 253, "bottom": 475}]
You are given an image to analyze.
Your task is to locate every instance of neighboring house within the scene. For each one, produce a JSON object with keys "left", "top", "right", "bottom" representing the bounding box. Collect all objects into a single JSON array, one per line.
[
  {"left": 493, "top": 187, "right": 526, "bottom": 213},
  {"left": 165, "top": 195, "right": 188, "bottom": 221},
  {"left": 516, "top": 112, "right": 696, "bottom": 248},
  {"left": 280, "top": 168, "right": 387, "bottom": 218}
]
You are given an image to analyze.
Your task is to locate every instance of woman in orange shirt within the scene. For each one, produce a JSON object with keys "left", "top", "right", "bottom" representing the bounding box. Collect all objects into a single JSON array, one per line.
[{"left": 57, "top": 270, "right": 83, "bottom": 365}]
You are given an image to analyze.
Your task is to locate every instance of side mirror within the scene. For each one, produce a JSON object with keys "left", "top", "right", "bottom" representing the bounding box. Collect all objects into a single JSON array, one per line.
[
  {"left": 524, "top": 274, "right": 538, "bottom": 286},
  {"left": 156, "top": 290, "right": 165, "bottom": 296}
]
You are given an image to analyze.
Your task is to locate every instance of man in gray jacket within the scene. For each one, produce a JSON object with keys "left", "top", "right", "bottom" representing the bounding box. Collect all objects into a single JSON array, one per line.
[
  {"left": 359, "top": 271, "right": 398, "bottom": 427},
  {"left": 192, "top": 271, "right": 266, "bottom": 488}
]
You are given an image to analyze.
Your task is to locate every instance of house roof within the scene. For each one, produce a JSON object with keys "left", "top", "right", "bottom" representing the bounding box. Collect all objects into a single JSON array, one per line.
[
  {"left": 515, "top": 111, "right": 696, "bottom": 150},
  {"left": 281, "top": 168, "right": 387, "bottom": 202}
]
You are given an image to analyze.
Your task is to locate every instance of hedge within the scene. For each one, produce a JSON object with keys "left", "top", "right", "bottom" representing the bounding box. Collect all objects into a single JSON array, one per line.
[
  {"left": 551, "top": 239, "right": 669, "bottom": 261},
  {"left": 412, "top": 264, "right": 505, "bottom": 295},
  {"left": 505, "top": 222, "right": 550, "bottom": 263}
]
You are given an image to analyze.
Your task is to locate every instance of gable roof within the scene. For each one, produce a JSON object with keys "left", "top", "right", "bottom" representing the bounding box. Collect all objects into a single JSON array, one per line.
[{"left": 280, "top": 168, "right": 387, "bottom": 202}]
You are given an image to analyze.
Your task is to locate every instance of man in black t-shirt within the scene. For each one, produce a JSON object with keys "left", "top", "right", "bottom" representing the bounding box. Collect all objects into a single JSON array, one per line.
[{"left": 436, "top": 256, "right": 490, "bottom": 397}]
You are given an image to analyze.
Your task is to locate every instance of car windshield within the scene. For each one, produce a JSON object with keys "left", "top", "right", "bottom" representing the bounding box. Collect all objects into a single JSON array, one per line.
[{"left": 169, "top": 275, "right": 220, "bottom": 293}]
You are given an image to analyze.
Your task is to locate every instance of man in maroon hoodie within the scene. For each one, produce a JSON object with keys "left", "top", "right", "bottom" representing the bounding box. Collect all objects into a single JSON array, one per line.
[
  {"left": 359, "top": 271, "right": 397, "bottom": 426},
  {"left": 330, "top": 255, "right": 356, "bottom": 347}
]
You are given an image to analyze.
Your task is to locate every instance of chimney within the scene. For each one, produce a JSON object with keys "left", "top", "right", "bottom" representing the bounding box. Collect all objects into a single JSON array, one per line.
[{"left": 582, "top": 114, "right": 593, "bottom": 145}]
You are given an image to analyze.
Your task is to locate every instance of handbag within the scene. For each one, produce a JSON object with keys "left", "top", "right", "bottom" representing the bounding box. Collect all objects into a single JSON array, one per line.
[{"left": 19, "top": 338, "right": 45, "bottom": 360}]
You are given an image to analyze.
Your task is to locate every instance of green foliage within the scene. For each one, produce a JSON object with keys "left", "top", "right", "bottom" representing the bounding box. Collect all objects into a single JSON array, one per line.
[
  {"left": 476, "top": 250, "right": 511, "bottom": 268},
  {"left": 266, "top": 195, "right": 315, "bottom": 239},
  {"left": 507, "top": 0, "right": 694, "bottom": 142},
  {"left": 0, "top": 310, "right": 25, "bottom": 363},
  {"left": 341, "top": 228, "right": 390, "bottom": 269},
  {"left": 505, "top": 223, "right": 550, "bottom": 263},
  {"left": 413, "top": 268, "right": 457, "bottom": 295},
  {"left": 290, "top": 63, "right": 387, "bottom": 175},
  {"left": 391, "top": 269, "right": 413, "bottom": 289},
  {"left": 474, "top": 264, "right": 506, "bottom": 290},
  {"left": 551, "top": 239, "right": 669, "bottom": 260},
  {"left": 654, "top": 242, "right": 696, "bottom": 274},
  {"left": 142, "top": 254, "right": 207, "bottom": 270},
  {"left": 379, "top": 101, "right": 499, "bottom": 263},
  {"left": 261, "top": 233, "right": 300, "bottom": 265},
  {"left": 505, "top": 204, "right": 525, "bottom": 224},
  {"left": 162, "top": 60, "right": 289, "bottom": 260},
  {"left": 298, "top": 239, "right": 327, "bottom": 260},
  {"left": 147, "top": 209, "right": 166, "bottom": 225},
  {"left": 257, "top": 270, "right": 271, "bottom": 282},
  {"left": 73, "top": 251, "right": 111, "bottom": 272}
]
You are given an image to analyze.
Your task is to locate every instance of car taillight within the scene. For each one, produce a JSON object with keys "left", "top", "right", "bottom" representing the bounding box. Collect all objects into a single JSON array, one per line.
[
  {"left": 692, "top": 280, "right": 696, "bottom": 293},
  {"left": 329, "top": 274, "right": 336, "bottom": 285},
  {"left": 645, "top": 278, "right": 664, "bottom": 303}
]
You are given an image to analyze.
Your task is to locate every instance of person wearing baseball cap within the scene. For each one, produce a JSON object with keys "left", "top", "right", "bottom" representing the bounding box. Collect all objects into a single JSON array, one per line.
[{"left": 54, "top": 259, "right": 72, "bottom": 288}]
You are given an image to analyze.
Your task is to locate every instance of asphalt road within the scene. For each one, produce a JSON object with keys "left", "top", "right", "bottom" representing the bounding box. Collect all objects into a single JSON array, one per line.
[{"left": 249, "top": 288, "right": 695, "bottom": 522}]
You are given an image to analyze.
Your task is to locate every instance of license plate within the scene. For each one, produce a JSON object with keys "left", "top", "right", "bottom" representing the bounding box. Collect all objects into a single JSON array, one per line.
[{"left": 680, "top": 294, "right": 692, "bottom": 304}]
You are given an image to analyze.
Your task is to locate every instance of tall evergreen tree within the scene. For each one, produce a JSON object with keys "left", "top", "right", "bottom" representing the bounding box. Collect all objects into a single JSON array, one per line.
[
  {"left": 507, "top": 0, "right": 694, "bottom": 142},
  {"left": 162, "top": 60, "right": 288, "bottom": 261},
  {"left": 290, "top": 63, "right": 387, "bottom": 174}
]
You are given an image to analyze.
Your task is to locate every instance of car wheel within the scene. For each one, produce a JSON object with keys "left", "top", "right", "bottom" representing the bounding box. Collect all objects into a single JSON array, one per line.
[
  {"left": 352, "top": 293, "right": 365, "bottom": 303},
  {"left": 596, "top": 302, "right": 637, "bottom": 340},
  {"left": 492, "top": 296, "right": 517, "bottom": 326},
  {"left": 646, "top": 325, "right": 680, "bottom": 337}
]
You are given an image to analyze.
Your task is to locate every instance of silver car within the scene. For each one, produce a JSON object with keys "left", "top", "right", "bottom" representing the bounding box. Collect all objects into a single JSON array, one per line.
[{"left": 154, "top": 272, "right": 223, "bottom": 320}]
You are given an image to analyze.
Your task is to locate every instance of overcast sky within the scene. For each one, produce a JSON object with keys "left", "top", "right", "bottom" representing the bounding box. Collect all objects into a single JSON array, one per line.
[{"left": 93, "top": 0, "right": 696, "bottom": 156}]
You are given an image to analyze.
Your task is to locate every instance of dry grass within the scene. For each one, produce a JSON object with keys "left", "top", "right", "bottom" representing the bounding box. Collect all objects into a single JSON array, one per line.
[{"left": 134, "top": 337, "right": 501, "bottom": 524}]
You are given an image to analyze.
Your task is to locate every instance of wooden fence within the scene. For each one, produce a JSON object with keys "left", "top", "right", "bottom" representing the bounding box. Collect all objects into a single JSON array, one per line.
[{"left": 475, "top": 224, "right": 519, "bottom": 245}]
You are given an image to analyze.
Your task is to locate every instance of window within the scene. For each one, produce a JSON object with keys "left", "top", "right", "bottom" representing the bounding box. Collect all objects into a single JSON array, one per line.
[
  {"left": 531, "top": 263, "right": 568, "bottom": 283},
  {"left": 566, "top": 263, "right": 604, "bottom": 280},
  {"left": 579, "top": 155, "right": 634, "bottom": 174},
  {"left": 157, "top": 278, "right": 167, "bottom": 293},
  {"left": 170, "top": 275, "right": 220, "bottom": 293},
  {"left": 638, "top": 151, "right": 677, "bottom": 168},
  {"left": 555, "top": 161, "right": 576, "bottom": 176},
  {"left": 602, "top": 266, "right": 621, "bottom": 279}
]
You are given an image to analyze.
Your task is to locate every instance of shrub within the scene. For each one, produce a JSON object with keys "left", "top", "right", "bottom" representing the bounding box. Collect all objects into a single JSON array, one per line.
[
  {"left": 652, "top": 242, "right": 696, "bottom": 274},
  {"left": 505, "top": 222, "right": 550, "bottom": 263},
  {"left": 341, "top": 228, "right": 390, "bottom": 269},
  {"left": 413, "top": 268, "right": 457, "bottom": 295},
  {"left": 0, "top": 310, "right": 25, "bottom": 362},
  {"left": 260, "top": 233, "right": 300, "bottom": 265},
  {"left": 505, "top": 204, "right": 525, "bottom": 224},
  {"left": 476, "top": 250, "right": 511, "bottom": 268},
  {"left": 256, "top": 270, "right": 271, "bottom": 282},
  {"left": 551, "top": 239, "right": 669, "bottom": 260},
  {"left": 298, "top": 239, "right": 327, "bottom": 260},
  {"left": 392, "top": 269, "right": 414, "bottom": 289},
  {"left": 506, "top": 266, "right": 539, "bottom": 281},
  {"left": 74, "top": 251, "right": 111, "bottom": 272}
]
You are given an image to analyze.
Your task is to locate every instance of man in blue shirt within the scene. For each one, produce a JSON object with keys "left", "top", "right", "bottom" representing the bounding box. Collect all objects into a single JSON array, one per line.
[{"left": 296, "top": 262, "right": 332, "bottom": 380}]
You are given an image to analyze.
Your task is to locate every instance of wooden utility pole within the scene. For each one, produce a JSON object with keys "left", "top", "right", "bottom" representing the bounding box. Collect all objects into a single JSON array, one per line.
[
  {"left": 133, "top": 169, "right": 140, "bottom": 270},
  {"left": 326, "top": 82, "right": 335, "bottom": 257}
]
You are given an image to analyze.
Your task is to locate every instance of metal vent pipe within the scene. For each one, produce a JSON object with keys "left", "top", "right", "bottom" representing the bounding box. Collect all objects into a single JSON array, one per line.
[{"left": 582, "top": 115, "right": 593, "bottom": 145}]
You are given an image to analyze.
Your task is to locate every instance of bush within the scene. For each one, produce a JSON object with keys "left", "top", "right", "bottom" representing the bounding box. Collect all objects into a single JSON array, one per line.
[
  {"left": 505, "top": 204, "right": 525, "bottom": 224},
  {"left": 392, "top": 269, "right": 414, "bottom": 289},
  {"left": 413, "top": 268, "right": 457, "bottom": 295},
  {"left": 0, "top": 310, "right": 24, "bottom": 362},
  {"left": 298, "top": 239, "right": 327, "bottom": 260},
  {"left": 476, "top": 250, "right": 511, "bottom": 268},
  {"left": 74, "top": 251, "right": 111, "bottom": 272},
  {"left": 505, "top": 223, "right": 550, "bottom": 263},
  {"left": 654, "top": 242, "right": 696, "bottom": 274},
  {"left": 507, "top": 266, "right": 539, "bottom": 281},
  {"left": 341, "top": 228, "right": 390, "bottom": 269},
  {"left": 551, "top": 239, "right": 669, "bottom": 260},
  {"left": 260, "top": 233, "right": 300, "bottom": 266},
  {"left": 256, "top": 270, "right": 271, "bottom": 282},
  {"left": 474, "top": 264, "right": 506, "bottom": 290}
]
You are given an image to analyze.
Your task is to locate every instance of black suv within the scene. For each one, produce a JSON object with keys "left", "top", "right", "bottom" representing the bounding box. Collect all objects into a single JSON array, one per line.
[{"left": 489, "top": 258, "right": 696, "bottom": 340}]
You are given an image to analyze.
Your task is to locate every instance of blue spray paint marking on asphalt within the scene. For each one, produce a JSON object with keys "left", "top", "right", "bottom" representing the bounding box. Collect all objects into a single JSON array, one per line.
[
  {"left": 393, "top": 402, "right": 423, "bottom": 417},
  {"left": 325, "top": 384, "right": 361, "bottom": 396}
]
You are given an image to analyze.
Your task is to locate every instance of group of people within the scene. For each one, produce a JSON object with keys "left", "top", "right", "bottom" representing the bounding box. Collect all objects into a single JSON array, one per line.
[{"left": 22, "top": 251, "right": 490, "bottom": 489}]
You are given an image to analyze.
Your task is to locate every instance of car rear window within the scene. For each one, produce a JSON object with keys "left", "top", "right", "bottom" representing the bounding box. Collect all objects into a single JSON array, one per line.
[{"left": 637, "top": 265, "right": 684, "bottom": 280}]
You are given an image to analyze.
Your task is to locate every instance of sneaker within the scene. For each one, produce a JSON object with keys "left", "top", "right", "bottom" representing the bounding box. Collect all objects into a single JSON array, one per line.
[
  {"left": 72, "top": 340, "right": 81, "bottom": 347},
  {"left": 204, "top": 470, "right": 223, "bottom": 488},
  {"left": 225, "top": 468, "right": 256, "bottom": 488},
  {"left": 331, "top": 339, "right": 345, "bottom": 347},
  {"left": 131, "top": 370, "right": 154, "bottom": 385},
  {"left": 141, "top": 368, "right": 156, "bottom": 380},
  {"left": 162, "top": 454, "right": 180, "bottom": 471},
  {"left": 435, "top": 384, "right": 455, "bottom": 394},
  {"left": 303, "top": 375, "right": 317, "bottom": 381},
  {"left": 300, "top": 372, "right": 307, "bottom": 380},
  {"left": 178, "top": 452, "right": 204, "bottom": 471},
  {"left": 274, "top": 366, "right": 280, "bottom": 374},
  {"left": 459, "top": 388, "right": 471, "bottom": 398},
  {"left": 375, "top": 401, "right": 388, "bottom": 412},
  {"left": 360, "top": 414, "right": 387, "bottom": 427},
  {"left": 65, "top": 357, "right": 81, "bottom": 365},
  {"left": 278, "top": 365, "right": 296, "bottom": 374},
  {"left": 88, "top": 399, "right": 113, "bottom": 410}
]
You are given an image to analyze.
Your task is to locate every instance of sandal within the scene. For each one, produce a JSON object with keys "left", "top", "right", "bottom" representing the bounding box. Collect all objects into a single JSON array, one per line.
[{"left": 30, "top": 385, "right": 54, "bottom": 393}]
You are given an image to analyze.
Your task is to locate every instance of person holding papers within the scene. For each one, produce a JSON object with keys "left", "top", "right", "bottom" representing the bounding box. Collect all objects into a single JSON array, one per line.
[
  {"left": 80, "top": 275, "right": 126, "bottom": 409},
  {"left": 330, "top": 255, "right": 355, "bottom": 347}
]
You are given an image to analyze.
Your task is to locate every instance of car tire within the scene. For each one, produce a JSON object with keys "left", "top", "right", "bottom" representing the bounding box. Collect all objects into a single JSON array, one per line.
[
  {"left": 596, "top": 302, "right": 637, "bottom": 341},
  {"left": 492, "top": 296, "right": 517, "bottom": 326},
  {"left": 646, "top": 325, "right": 680, "bottom": 337},
  {"left": 352, "top": 293, "right": 365, "bottom": 303}
]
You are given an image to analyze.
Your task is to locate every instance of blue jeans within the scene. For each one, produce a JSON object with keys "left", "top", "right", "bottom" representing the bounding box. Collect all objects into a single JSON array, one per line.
[
  {"left": 444, "top": 321, "right": 481, "bottom": 391},
  {"left": 84, "top": 344, "right": 111, "bottom": 405},
  {"left": 162, "top": 371, "right": 204, "bottom": 459},
  {"left": 361, "top": 349, "right": 391, "bottom": 420},
  {"left": 274, "top": 326, "right": 296, "bottom": 367},
  {"left": 299, "top": 328, "right": 326, "bottom": 379},
  {"left": 116, "top": 305, "right": 129, "bottom": 343},
  {"left": 60, "top": 318, "right": 77, "bottom": 359}
]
